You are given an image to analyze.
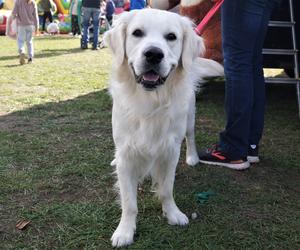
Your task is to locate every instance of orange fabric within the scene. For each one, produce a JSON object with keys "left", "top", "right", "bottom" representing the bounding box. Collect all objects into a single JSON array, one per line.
[
  {"left": 180, "top": 0, "right": 223, "bottom": 63},
  {"left": 195, "top": 0, "right": 224, "bottom": 36}
]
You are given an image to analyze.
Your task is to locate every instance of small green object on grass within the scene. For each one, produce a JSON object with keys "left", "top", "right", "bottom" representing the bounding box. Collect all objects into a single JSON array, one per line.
[{"left": 195, "top": 190, "right": 216, "bottom": 204}]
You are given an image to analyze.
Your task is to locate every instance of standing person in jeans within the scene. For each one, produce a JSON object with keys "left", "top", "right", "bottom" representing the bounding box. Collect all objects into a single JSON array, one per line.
[
  {"left": 81, "top": 0, "right": 102, "bottom": 50},
  {"left": 12, "top": 0, "right": 39, "bottom": 64},
  {"left": 198, "top": 0, "right": 280, "bottom": 170}
]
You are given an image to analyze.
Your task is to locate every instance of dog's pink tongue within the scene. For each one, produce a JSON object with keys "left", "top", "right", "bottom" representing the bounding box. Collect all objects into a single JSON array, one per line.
[{"left": 143, "top": 72, "right": 159, "bottom": 82}]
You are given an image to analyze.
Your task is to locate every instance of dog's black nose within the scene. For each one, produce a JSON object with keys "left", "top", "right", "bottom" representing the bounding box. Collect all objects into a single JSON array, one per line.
[{"left": 143, "top": 47, "right": 164, "bottom": 65}]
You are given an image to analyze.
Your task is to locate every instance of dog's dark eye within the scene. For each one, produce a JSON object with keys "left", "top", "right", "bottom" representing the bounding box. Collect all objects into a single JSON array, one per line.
[
  {"left": 132, "top": 29, "right": 144, "bottom": 37},
  {"left": 165, "top": 33, "right": 177, "bottom": 41}
]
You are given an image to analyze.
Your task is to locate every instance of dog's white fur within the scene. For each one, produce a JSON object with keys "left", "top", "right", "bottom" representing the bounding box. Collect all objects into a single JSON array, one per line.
[{"left": 104, "top": 9, "right": 223, "bottom": 247}]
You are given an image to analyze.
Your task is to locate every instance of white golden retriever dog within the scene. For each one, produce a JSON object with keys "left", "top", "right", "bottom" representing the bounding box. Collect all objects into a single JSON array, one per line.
[{"left": 104, "top": 8, "right": 223, "bottom": 247}]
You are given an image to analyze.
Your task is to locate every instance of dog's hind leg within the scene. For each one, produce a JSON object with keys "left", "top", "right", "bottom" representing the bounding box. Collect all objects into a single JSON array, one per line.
[
  {"left": 185, "top": 94, "right": 200, "bottom": 166},
  {"left": 111, "top": 162, "right": 138, "bottom": 247},
  {"left": 152, "top": 151, "right": 189, "bottom": 226}
]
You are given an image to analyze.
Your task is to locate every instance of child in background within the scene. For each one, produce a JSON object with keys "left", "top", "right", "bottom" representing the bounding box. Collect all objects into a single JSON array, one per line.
[
  {"left": 39, "top": 0, "right": 56, "bottom": 32},
  {"left": 69, "top": 0, "right": 82, "bottom": 36},
  {"left": 12, "top": 0, "right": 39, "bottom": 65}
]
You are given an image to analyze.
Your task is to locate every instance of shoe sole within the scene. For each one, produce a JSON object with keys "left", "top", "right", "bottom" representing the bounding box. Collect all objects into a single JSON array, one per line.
[
  {"left": 199, "top": 160, "right": 250, "bottom": 170},
  {"left": 20, "top": 53, "right": 26, "bottom": 65},
  {"left": 247, "top": 156, "right": 260, "bottom": 164}
]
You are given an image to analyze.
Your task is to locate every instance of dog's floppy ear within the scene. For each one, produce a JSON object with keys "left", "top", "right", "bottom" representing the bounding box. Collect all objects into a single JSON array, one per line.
[
  {"left": 181, "top": 17, "right": 205, "bottom": 70},
  {"left": 103, "top": 12, "right": 133, "bottom": 67}
]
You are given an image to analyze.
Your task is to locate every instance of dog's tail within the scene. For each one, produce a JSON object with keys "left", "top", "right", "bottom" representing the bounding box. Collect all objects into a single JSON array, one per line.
[
  {"left": 194, "top": 58, "right": 224, "bottom": 77},
  {"left": 191, "top": 58, "right": 224, "bottom": 92}
]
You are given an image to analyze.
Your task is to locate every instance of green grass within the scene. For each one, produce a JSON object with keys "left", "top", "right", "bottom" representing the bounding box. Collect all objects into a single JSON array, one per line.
[{"left": 0, "top": 35, "right": 299, "bottom": 250}]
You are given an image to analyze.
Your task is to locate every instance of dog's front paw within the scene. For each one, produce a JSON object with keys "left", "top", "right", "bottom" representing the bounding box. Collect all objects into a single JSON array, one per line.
[
  {"left": 111, "top": 225, "right": 135, "bottom": 248},
  {"left": 186, "top": 154, "right": 200, "bottom": 166},
  {"left": 165, "top": 208, "right": 189, "bottom": 226}
]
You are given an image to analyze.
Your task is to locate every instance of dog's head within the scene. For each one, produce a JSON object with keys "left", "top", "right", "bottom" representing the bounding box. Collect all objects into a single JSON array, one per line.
[{"left": 104, "top": 9, "right": 204, "bottom": 91}]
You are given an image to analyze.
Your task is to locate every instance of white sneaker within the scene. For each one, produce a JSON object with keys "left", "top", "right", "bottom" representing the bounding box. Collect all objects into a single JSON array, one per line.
[{"left": 247, "top": 145, "right": 260, "bottom": 163}]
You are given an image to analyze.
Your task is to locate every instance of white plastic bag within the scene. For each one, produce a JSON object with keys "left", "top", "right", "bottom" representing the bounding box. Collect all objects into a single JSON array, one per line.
[{"left": 6, "top": 15, "right": 17, "bottom": 39}]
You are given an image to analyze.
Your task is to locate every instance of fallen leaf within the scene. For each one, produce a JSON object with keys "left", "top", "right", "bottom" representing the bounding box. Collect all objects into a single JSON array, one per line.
[{"left": 16, "top": 220, "right": 30, "bottom": 230}]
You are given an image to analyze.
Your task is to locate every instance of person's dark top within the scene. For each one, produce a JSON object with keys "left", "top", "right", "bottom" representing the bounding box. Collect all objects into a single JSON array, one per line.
[{"left": 82, "top": 0, "right": 101, "bottom": 9}]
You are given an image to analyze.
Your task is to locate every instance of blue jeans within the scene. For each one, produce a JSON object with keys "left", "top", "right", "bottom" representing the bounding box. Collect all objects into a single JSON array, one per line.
[
  {"left": 82, "top": 7, "right": 101, "bottom": 48},
  {"left": 219, "top": 0, "right": 276, "bottom": 159}
]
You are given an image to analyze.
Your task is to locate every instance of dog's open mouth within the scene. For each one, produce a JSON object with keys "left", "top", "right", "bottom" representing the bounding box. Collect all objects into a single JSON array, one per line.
[
  {"left": 140, "top": 70, "right": 165, "bottom": 90},
  {"left": 132, "top": 67, "right": 167, "bottom": 91}
]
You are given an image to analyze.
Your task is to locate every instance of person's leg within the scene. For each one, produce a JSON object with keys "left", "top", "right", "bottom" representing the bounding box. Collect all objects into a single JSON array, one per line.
[
  {"left": 42, "top": 12, "right": 47, "bottom": 31},
  {"left": 49, "top": 11, "right": 53, "bottom": 23},
  {"left": 74, "top": 15, "right": 80, "bottom": 35},
  {"left": 247, "top": 0, "right": 276, "bottom": 162},
  {"left": 26, "top": 25, "right": 34, "bottom": 60},
  {"left": 44, "top": 11, "right": 52, "bottom": 31},
  {"left": 17, "top": 26, "right": 26, "bottom": 64},
  {"left": 92, "top": 8, "right": 101, "bottom": 49},
  {"left": 73, "top": 15, "right": 78, "bottom": 35},
  {"left": 219, "top": 0, "right": 269, "bottom": 159},
  {"left": 71, "top": 15, "right": 76, "bottom": 35},
  {"left": 249, "top": 0, "right": 276, "bottom": 147},
  {"left": 198, "top": 0, "right": 273, "bottom": 169},
  {"left": 82, "top": 7, "right": 91, "bottom": 48},
  {"left": 17, "top": 26, "right": 26, "bottom": 54}
]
